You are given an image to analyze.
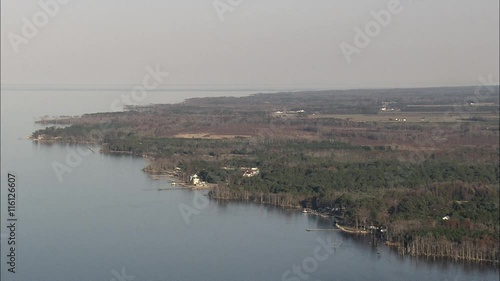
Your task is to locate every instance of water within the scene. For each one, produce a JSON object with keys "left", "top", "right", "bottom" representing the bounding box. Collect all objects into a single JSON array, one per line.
[{"left": 1, "top": 90, "right": 498, "bottom": 281}]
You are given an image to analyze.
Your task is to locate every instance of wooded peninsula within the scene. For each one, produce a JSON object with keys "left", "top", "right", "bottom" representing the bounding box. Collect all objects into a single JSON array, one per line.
[{"left": 32, "top": 86, "right": 499, "bottom": 264}]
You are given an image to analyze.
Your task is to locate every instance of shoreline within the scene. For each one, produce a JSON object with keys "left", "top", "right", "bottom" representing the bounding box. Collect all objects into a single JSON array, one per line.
[
  {"left": 31, "top": 136, "right": 215, "bottom": 190},
  {"left": 334, "top": 223, "right": 371, "bottom": 235},
  {"left": 143, "top": 168, "right": 214, "bottom": 190},
  {"left": 27, "top": 137, "right": 500, "bottom": 266}
]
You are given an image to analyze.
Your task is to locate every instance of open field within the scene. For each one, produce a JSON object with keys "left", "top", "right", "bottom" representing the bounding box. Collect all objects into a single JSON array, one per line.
[
  {"left": 174, "top": 133, "right": 252, "bottom": 139},
  {"left": 309, "top": 112, "right": 499, "bottom": 123}
]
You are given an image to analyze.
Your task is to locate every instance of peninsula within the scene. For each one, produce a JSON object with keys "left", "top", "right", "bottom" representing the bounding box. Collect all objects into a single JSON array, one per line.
[{"left": 32, "top": 87, "right": 500, "bottom": 264}]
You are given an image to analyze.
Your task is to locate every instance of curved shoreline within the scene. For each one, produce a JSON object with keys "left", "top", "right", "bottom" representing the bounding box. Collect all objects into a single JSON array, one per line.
[{"left": 28, "top": 137, "right": 500, "bottom": 266}]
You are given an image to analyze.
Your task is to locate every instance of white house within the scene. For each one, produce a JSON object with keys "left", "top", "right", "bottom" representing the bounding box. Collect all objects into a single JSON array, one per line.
[
  {"left": 190, "top": 174, "right": 200, "bottom": 185},
  {"left": 243, "top": 168, "right": 260, "bottom": 178}
]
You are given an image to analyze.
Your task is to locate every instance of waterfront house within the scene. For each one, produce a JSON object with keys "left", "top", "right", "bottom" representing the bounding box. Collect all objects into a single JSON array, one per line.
[{"left": 190, "top": 174, "right": 200, "bottom": 185}]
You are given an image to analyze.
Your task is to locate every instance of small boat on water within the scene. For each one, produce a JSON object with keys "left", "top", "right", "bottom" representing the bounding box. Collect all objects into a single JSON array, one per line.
[{"left": 302, "top": 209, "right": 309, "bottom": 213}]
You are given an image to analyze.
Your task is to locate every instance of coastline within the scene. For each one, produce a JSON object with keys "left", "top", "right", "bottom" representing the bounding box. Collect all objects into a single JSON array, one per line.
[
  {"left": 28, "top": 127, "right": 500, "bottom": 265},
  {"left": 334, "top": 223, "right": 371, "bottom": 235},
  {"left": 31, "top": 135, "right": 215, "bottom": 191},
  {"left": 144, "top": 169, "right": 214, "bottom": 190}
]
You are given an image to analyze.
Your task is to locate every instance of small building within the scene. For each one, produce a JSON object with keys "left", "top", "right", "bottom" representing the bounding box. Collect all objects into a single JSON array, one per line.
[
  {"left": 442, "top": 215, "right": 450, "bottom": 221},
  {"left": 190, "top": 174, "right": 200, "bottom": 185},
  {"left": 272, "top": 110, "right": 306, "bottom": 118},
  {"left": 37, "top": 134, "right": 47, "bottom": 140},
  {"left": 272, "top": 111, "right": 287, "bottom": 118},
  {"left": 174, "top": 167, "right": 182, "bottom": 176},
  {"left": 243, "top": 168, "right": 260, "bottom": 178}
]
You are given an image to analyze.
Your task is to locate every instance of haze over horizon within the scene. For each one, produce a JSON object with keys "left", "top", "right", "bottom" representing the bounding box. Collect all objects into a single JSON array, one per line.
[{"left": 1, "top": 0, "right": 499, "bottom": 89}]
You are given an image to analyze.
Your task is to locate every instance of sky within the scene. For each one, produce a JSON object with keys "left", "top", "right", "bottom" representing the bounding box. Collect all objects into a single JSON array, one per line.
[{"left": 1, "top": 0, "right": 499, "bottom": 89}]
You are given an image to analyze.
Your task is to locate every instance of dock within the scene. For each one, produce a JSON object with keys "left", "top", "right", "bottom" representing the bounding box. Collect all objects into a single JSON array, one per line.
[
  {"left": 306, "top": 228, "right": 339, "bottom": 231},
  {"left": 335, "top": 223, "right": 370, "bottom": 234},
  {"left": 143, "top": 187, "right": 189, "bottom": 191}
]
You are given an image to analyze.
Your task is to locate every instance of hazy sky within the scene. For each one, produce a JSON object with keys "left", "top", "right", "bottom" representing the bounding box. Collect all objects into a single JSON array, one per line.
[{"left": 1, "top": 0, "right": 499, "bottom": 88}]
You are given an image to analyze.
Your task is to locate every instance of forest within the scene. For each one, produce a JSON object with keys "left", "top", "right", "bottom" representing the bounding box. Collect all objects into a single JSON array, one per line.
[{"left": 32, "top": 86, "right": 500, "bottom": 263}]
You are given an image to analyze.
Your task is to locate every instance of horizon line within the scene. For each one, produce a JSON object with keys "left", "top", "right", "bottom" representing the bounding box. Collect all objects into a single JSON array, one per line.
[{"left": 2, "top": 83, "right": 498, "bottom": 93}]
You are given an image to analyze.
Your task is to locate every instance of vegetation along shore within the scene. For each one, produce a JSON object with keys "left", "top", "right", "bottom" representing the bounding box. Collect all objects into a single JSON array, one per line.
[{"left": 31, "top": 87, "right": 500, "bottom": 264}]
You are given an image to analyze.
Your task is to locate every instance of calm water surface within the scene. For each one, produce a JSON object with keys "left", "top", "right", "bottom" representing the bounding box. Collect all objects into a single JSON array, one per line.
[{"left": 1, "top": 90, "right": 498, "bottom": 281}]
